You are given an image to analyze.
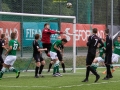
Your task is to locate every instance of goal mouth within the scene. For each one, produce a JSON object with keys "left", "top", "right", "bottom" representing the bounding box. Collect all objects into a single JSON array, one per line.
[{"left": 0, "top": 12, "right": 76, "bottom": 73}]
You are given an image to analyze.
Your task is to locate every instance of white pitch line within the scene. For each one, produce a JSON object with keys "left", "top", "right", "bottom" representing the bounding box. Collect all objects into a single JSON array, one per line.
[
  {"left": 58, "top": 80, "right": 120, "bottom": 88},
  {"left": 0, "top": 80, "right": 120, "bottom": 88}
]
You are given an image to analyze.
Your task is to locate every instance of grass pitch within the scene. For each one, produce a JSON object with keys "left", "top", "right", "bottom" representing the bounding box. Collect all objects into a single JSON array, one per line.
[{"left": 0, "top": 68, "right": 120, "bottom": 90}]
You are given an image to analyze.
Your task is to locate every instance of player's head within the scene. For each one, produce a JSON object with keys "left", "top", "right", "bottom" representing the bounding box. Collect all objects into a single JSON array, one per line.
[
  {"left": 11, "top": 32, "right": 16, "bottom": 39},
  {"left": 61, "top": 38, "right": 68, "bottom": 45},
  {"left": 57, "top": 36, "right": 62, "bottom": 40},
  {"left": 104, "top": 29, "right": 109, "bottom": 35},
  {"left": 117, "top": 36, "right": 120, "bottom": 42},
  {"left": 92, "top": 28, "right": 98, "bottom": 34},
  {"left": 44, "top": 23, "right": 50, "bottom": 29},
  {"left": 34, "top": 34, "right": 40, "bottom": 40},
  {"left": 1, "top": 34, "right": 5, "bottom": 39}
]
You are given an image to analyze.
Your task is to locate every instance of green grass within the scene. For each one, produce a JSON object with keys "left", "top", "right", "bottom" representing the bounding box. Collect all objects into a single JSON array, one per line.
[{"left": 0, "top": 68, "right": 120, "bottom": 90}]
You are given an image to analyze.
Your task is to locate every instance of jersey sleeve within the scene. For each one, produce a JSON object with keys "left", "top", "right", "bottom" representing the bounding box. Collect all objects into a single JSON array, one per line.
[
  {"left": 44, "top": 29, "right": 56, "bottom": 34},
  {"left": 2, "top": 40, "right": 5, "bottom": 46}
]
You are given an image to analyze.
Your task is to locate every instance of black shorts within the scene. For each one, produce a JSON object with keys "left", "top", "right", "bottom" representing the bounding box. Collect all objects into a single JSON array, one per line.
[
  {"left": 0, "top": 55, "right": 4, "bottom": 64},
  {"left": 57, "top": 52, "right": 63, "bottom": 61},
  {"left": 33, "top": 54, "right": 44, "bottom": 62},
  {"left": 105, "top": 53, "right": 112, "bottom": 64},
  {"left": 86, "top": 53, "right": 95, "bottom": 65},
  {"left": 42, "top": 43, "right": 52, "bottom": 54}
]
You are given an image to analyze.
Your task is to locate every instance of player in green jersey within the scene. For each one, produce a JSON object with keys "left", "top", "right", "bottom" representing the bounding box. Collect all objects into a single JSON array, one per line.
[
  {"left": 0, "top": 32, "right": 20, "bottom": 79},
  {"left": 50, "top": 38, "right": 67, "bottom": 77}
]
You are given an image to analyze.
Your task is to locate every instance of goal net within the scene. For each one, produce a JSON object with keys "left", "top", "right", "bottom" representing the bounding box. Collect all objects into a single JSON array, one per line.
[{"left": 0, "top": 12, "right": 77, "bottom": 73}]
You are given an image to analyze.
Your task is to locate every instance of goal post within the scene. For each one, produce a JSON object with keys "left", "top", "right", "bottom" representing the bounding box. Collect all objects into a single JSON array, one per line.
[{"left": 0, "top": 12, "right": 77, "bottom": 73}]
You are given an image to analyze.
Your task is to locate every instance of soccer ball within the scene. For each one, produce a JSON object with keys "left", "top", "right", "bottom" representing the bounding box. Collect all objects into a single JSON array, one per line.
[{"left": 66, "top": 2, "right": 72, "bottom": 8}]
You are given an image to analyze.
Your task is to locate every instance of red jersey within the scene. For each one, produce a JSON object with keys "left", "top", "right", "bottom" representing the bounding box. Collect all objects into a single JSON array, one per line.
[{"left": 41, "top": 28, "right": 57, "bottom": 43}]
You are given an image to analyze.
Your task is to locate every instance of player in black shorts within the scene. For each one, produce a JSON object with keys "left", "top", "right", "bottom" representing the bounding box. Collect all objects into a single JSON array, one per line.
[
  {"left": 48, "top": 36, "right": 66, "bottom": 73},
  {"left": 103, "top": 29, "right": 113, "bottom": 80},
  {"left": 0, "top": 34, "right": 7, "bottom": 71},
  {"left": 82, "top": 28, "right": 104, "bottom": 83},
  {"left": 33, "top": 34, "right": 47, "bottom": 78}
]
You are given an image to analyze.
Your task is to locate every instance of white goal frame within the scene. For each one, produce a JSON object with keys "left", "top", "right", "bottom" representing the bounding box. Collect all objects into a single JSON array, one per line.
[{"left": 0, "top": 12, "right": 76, "bottom": 73}]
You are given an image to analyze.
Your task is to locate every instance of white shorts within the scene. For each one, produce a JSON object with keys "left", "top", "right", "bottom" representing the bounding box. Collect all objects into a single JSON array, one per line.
[
  {"left": 50, "top": 51, "right": 58, "bottom": 60},
  {"left": 112, "top": 53, "right": 119, "bottom": 63},
  {"left": 4, "top": 55, "right": 17, "bottom": 66},
  {"left": 95, "top": 57, "right": 104, "bottom": 63}
]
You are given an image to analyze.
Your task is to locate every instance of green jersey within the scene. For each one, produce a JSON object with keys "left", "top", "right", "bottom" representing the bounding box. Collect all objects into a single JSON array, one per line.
[
  {"left": 8, "top": 39, "right": 19, "bottom": 56},
  {"left": 114, "top": 41, "right": 120, "bottom": 55},
  {"left": 50, "top": 40, "right": 62, "bottom": 52}
]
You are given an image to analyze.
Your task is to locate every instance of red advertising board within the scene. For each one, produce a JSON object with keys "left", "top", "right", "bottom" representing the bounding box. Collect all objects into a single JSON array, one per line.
[
  {"left": 0, "top": 21, "right": 20, "bottom": 45},
  {"left": 61, "top": 23, "right": 106, "bottom": 47}
]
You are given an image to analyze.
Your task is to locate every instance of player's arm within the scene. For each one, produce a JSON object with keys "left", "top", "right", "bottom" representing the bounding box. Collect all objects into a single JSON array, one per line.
[
  {"left": 5, "top": 46, "right": 12, "bottom": 56},
  {"left": 38, "top": 48, "right": 47, "bottom": 52},
  {"left": 98, "top": 39, "right": 104, "bottom": 48},
  {"left": 54, "top": 44, "right": 61, "bottom": 52},
  {"left": 2, "top": 41, "right": 8, "bottom": 51}
]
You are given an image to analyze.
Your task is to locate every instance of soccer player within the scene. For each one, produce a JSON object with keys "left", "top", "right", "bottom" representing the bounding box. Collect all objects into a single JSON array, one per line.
[
  {"left": 33, "top": 34, "right": 47, "bottom": 78},
  {"left": 41, "top": 23, "right": 64, "bottom": 57},
  {"left": 50, "top": 38, "right": 68, "bottom": 77},
  {"left": 0, "top": 34, "right": 7, "bottom": 71},
  {"left": 103, "top": 29, "right": 113, "bottom": 80},
  {"left": 0, "top": 32, "right": 20, "bottom": 79},
  {"left": 91, "top": 39, "right": 106, "bottom": 71},
  {"left": 102, "top": 36, "right": 120, "bottom": 74},
  {"left": 48, "top": 36, "right": 66, "bottom": 73},
  {"left": 82, "top": 28, "right": 104, "bottom": 83}
]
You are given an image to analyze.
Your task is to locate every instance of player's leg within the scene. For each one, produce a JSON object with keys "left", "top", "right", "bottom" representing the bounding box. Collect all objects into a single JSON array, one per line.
[
  {"left": 42, "top": 43, "right": 52, "bottom": 57},
  {"left": 82, "top": 54, "right": 100, "bottom": 82},
  {"left": 91, "top": 57, "right": 99, "bottom": 71},
  {"left": 57, "top": 52, "right": 66, "bottom": 73},
  {"left": 38, "top": 57, "right": 45, "bottom": 77},
  {"left": 33, "top": 55, "right": 41, "bottom": 78},
  {"left": 0, "top": 55, "right": 4, "bottom": 71},
  {"left": 50, "top": 51, "right": 59, "bottom": 77},
  {"left": 8, "top": 56, "right": 20, "bottom": 78},
  {"left": 0, "top": 56, "right": 12, "bottom": 79},
  {"left": 48, "top": 60, "right": 54, "bottom": 72}
]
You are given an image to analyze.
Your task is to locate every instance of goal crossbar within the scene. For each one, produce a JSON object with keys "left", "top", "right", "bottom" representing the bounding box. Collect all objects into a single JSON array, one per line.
[{"left": 0, "top": 12, "right": 76, "bottom": 73}]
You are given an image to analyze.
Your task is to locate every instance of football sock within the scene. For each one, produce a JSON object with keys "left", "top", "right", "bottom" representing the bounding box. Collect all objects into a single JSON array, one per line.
[
  {"left": 35, "top": 66, "right": 39, "bottom": 76},
  {"left": 56, "top": 65, "right": 59, "bottom": 73},
  {"left": 89, "top": 66, "right": 98, "bottom": 76},
  {"left": 48, "top": 63, "right": 52, "bottom": 71},
  {"left": 91, "top": 64, "right": 97, "bottom": 71},
  {"left": 0, "top": 63, "right": 3, "bottom": 71},
  {"left": 9, "top": 67, "right": 18, "bottom": 73},
  {"left": 61, "top": 63, "right": 65, "bottom": 71},
  {"left": 53, "top": 66, "right": 57, "bottom": 74},
  {"left": 0, "top": 67, "right": 6, "bottom": 78},
  {"left": 110, "top": 65, "right": 113, "bottom": 69},
  {"left": 39, "top": 65, "right": 44, "bottom": 74},
  {"left": 106, "top": 64, "right": 112, "bottom": 77},
  {"left": 85, "top": 66, "right": 90, "bottom": 80}
]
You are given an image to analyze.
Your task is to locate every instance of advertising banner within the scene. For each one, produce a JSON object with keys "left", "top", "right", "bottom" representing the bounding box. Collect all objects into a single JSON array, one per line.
[
  {"left": 0, "top": 21, "right": 20, "bottom": 45},
  {"left": 61, "top": 23, "right": 106, "bottom": 47},
  {"left": 23, "top": 22, "right": 59, "bottom": 46}
]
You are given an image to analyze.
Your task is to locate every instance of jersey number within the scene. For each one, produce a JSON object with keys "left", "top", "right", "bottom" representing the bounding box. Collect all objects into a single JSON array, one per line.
[
  {"left": 13, "top": 43, "right": 18, "bottom": 50},
  {"left": 94, "top": 39, "right": 98, "bottom": 46}
]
